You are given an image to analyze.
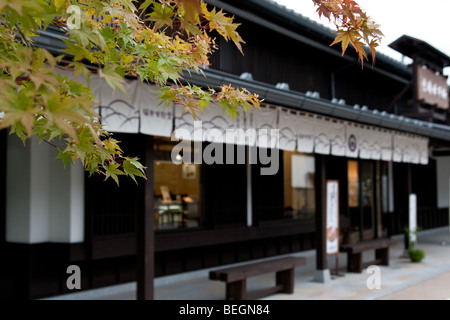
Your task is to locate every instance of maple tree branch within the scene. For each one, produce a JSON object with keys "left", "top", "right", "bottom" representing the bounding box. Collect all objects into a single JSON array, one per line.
[{"left": 15, "top": 23, "right": 32, "bottom": 49}]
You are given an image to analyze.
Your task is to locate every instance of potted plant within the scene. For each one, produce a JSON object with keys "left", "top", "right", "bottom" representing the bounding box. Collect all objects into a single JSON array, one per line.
[
  {"left": 408, "top": 245, "right": 425, "bottom": 262},
  {"left": 404, "top": 226, "right": 425, "bottom": 263}
]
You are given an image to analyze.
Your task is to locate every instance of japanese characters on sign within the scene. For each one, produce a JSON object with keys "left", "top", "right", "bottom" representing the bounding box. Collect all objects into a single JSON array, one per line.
[
  {"left": 326, "top": 180, "right": 339, "bottom": 255},
  {"left": 416, "top": 66, "right": 449, "bottom": 110}
]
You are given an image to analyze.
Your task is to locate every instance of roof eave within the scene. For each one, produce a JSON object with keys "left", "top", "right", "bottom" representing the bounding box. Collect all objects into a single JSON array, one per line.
[{"left": 184, "top": 67, "right": 450, "bottom": 142}]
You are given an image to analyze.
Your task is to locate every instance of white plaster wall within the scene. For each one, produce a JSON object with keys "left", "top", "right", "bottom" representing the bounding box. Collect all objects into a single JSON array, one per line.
[
  {"left": 6, "top": 135, "right": 32, "bottom": 243},
  {"left": 49, "top": 146, "right": 71, "bottom": 243},
  {"left": 7, "top": 135, "right": 85, "bottom": 243},
  {"left": 29, "top": 138, "right": 51, "bottom": 243},
  {"left": 48, "top": 147, "right": 84, "bottom": 243},
  {"left": 69, "top": 161, "right": 84, "bottom": 243},
  {"left": 436, "top": 156, "right": 450, "bottom": 208},
  {"left": 7, "top": 136, "right": 52, "bottom": 243}
]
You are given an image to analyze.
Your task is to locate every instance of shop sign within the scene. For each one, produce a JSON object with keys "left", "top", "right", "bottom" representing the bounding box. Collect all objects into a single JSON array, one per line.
[
  {"left": 416, "top": 66, "right": 449, "bottom": 110},
  {"left": 326, "top": 180, "right": 339, "bottom": 254}
]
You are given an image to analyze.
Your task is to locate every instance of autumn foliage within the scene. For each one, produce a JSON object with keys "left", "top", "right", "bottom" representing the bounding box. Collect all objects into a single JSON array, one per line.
[
  {"left": 0, "top": 0, "right": 381, "bottom": 184},
  {"left": 313, "top": 0, "right": 383, "bottom": 66}
]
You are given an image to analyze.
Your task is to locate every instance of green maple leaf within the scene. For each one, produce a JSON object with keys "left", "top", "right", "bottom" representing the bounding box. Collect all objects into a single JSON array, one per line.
[
  {"left": 99, "top": 64, "right": 126, "bottom": 94},
  {"left": 145, "top": 2, "right": 174, "bottom": 30},
  {"left": 104, "top": 162, "right": 124, "bottom": 185},
  {"left": 62, "top": 39, "right": 96, "bottom": 62},
  {"left": 123, "top": 158, "right": 146, "bottom": 184},
  {"left": 56, "top": 149, "right": 75, "bottom": 168}
]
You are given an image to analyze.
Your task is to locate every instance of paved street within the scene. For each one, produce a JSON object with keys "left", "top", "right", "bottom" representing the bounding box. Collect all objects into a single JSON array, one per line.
[
  {"left": 44, "top": 226, "right": 450, "bottom": 300},
  {"left": 378, "top": 269, "right": 450, "bottom": 300}
]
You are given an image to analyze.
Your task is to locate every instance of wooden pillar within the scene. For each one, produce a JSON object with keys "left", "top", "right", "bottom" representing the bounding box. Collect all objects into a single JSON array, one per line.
[
  {"left": 412, "top": 60, "right": 419, "bottom": 116},
  {"left": 0, "top": 129, "right": 6, "bottom": 292},
  {"left": 137, "top": 135, "right": 155, "bottom": 300},
  {"left": 407, "top": 163, "right": 412, "bottom": 195},
  {"left": 314, "top": 154, "right": 330, "bottom": 282},
  {"left": 0, "top": 130, "right": 6, "bottom": 245},
  {"left": 404, "top": 163, "right": 413, "bottom": 251}
]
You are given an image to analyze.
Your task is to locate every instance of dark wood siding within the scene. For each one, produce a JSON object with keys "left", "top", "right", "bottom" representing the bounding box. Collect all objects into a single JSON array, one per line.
[
  {"left": 334, "top": 65, "right": 411, "bottom": 111},
  {"left": 208, "top": 10, "right": 413, "bottom": 117},
  {"left": 203, "top": 144, "right": 247, "bottom": 227},
  {"left": 252, "top": 149, "right": 284, "bottom": 222},
  {"left": 412, "top": 159, "right": 437, "bottom": 208},
  {"left": 0, "top": 130, "right": 8, "bottom": 299},
  {"left": 210, "top": 22, "right": 339, "bottom": 100},
  {"left": 0, "top": 130, "right": 5, "bottom": 245},
  {"left": 85, "top": 133, "right": 145, "bottom": 241}
]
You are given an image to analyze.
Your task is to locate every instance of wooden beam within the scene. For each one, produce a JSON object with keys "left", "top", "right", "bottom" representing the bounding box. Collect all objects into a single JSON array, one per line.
[
  {"left": 315, "top": 155, "right": 327, "bottom": 270},
  {"left": 137, "top": 135, "right": 155, "bottom": 300},
  {"left": 386, "top": 82, "right": 411, "bottom": 113},
  {"left": 0, "top": 130, "right": 5, "bottom": 243}
]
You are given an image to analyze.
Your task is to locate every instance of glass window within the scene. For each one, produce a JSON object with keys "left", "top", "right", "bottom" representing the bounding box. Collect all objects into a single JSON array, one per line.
[
  {"left": 153, "top": 137, "right": 202, "bottom": 230},
  {"left": 283, "top": 151, "right": 315, "bottom": 220},
  {"left": 347, "top": 160, "right": 376, "bottom": 242},
  {"left": 348, "top": 160, "right": 359, "bottom": 208}
]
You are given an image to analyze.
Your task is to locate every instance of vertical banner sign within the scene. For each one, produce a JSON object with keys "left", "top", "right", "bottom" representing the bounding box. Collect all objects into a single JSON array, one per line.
[
  {"left": 326, "top": 180, "right": 339, "bottom": 254},
  {"left": 409, "top": 194, "right": 417, "bottom": 243}
]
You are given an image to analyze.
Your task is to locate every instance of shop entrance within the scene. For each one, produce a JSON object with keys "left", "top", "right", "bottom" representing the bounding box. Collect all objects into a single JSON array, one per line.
[{"left": 347, "top": 160, "right": 379, "bottom": 243}]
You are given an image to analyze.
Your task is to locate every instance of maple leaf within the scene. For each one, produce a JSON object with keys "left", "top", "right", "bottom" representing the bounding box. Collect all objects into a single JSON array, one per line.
[
  {"left": 315, "top": 0, "right": 382, "bottom": 68},
  {"left": 176, "top": 0, "right": 202, "bottom": 25},
  {"left": 53, "top": 0, "right": 65, "bottom": 11},
  {"left": 315, "top": 3, "right": 332, "bottom": 20},
  {"left": 0, "top": 0, "right": 266, "bottom": 184},
  {"left": 104, "top": 162, "right": 124, "bottom": 185},
  {"left": 145, "top": 2, "right": 174, "bottom": 30},
  {"left": 29, "top": 71, "right": 59, "bottom": 90},
  {"left": 368, "top": 39, "right": 379, "bottom": 65},
  {"left": 203, "top": 5, "right": 245, "bottom": 54},
  {"left": 123, "top": 157, "right": 147, "bottom": 184},
  {"left": 330, "top": 30, "right": 350, "bottom": 56},
  {"left": 56, "top": 149, "right": 75, "bottom": 168},
  {"left": 62, "top": 39, "right": 96, "bottom": 62},
  {"left": 99, "top": 64, "right": 126, "bottom": 94},
  {"left": 68, "top": 62, "right": 92, "bottom": 84},
  {"left": 19, "top": 110, "right": 35, "bottom": 137}
]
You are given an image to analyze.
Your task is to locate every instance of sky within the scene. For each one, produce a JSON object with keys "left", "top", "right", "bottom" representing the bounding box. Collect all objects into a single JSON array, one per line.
[{"left": 274, "top": 0, "right": 450, "bottom": 77}]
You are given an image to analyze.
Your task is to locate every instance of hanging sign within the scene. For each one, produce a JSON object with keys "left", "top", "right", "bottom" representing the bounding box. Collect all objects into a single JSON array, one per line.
[
  {"left": 326, "top": 180, "right": 340, "bottom": 254},
  {"left": 409, "top": 193, "right": 417, "bottom": 243},
  {"left": 416, "top": 65, "right": 449, "bottom": 110}
]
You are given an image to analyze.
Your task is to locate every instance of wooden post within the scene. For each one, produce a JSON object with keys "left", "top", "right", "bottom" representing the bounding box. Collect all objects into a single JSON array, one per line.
[
  {"left": 137, "top": 135, "right": 155, "bottom": 300},
  {"left": 406, "top": 163, "right": 412, "bottom": 250},
  {"left": 402, "top": 163, "right": 413, "bottom": 255},
  {"left": 0, "top": 130, "right": 6, "bottom": 243},
  {"left": 314, "top": 154, "right": 330, "bottom": 282},
  {"left": 0, "top": 130, "right": 6, "bottom": 263}
]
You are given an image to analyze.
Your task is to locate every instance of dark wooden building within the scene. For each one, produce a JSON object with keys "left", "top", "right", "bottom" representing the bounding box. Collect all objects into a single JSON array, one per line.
[{"left": 1, "top": 0, "right": 450, "bottom": 299}]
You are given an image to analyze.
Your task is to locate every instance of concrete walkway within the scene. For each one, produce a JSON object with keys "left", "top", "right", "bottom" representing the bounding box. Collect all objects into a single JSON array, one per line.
[{"left": 43, "top": 226, "right": 450, "bottom": 300}]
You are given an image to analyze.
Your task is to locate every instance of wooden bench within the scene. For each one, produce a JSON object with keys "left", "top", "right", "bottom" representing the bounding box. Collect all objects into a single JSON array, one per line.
[
  {"left": 340, "top": 238, "right": 397, "bottom": 273},
  {"left": 209, "top": 256, "right": 307, "bottom": 300}
]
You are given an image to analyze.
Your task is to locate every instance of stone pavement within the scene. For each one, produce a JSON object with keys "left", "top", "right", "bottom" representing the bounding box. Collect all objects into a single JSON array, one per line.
[{"left": 43, "top": 226, "right": 450, "bottom": 300}]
